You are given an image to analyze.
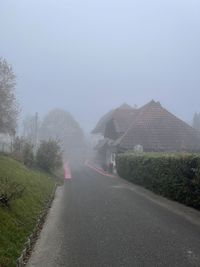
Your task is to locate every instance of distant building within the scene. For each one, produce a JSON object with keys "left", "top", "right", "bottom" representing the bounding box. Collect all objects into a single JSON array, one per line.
[
  {"left": 91, "top": 103, "right": 137, "bottom": 167},
  {"left": 92, "top": 103, "right": 132, "bottom": 132},
  {"left": 116, "top": 100, "right": 200, "bottom": 152},
  {"left": 93, "top": 100, "right": 200, "bottom": 170}
]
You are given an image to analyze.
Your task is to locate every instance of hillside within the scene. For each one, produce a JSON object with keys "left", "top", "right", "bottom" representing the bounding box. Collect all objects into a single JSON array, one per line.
[{"left": 0, "top": 155, "right": 55, "bottom": 267}]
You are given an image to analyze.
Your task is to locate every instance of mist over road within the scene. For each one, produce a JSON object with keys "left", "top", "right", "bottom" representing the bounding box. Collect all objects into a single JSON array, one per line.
[{"left": 27, "top": 166, "right": 200, "bottom": 267}]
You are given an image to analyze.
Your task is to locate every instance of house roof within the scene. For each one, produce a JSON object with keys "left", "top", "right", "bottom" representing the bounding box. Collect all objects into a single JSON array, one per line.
[
  {"left": 116, "top": 100, "right": 200, "bottom": 152},
  {"left": 104, "top": 108, "right": 137, "bottom": 140},
  {"left": 111, "top": 108, "right": 137, "bottom": 133},
  {"left": 92, "top": 103, "right": 133, "bottom": 134}
]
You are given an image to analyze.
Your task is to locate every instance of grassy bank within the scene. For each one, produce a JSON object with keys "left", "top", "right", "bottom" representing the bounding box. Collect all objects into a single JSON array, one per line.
[{"left": 0, "top": 155, "right": 55, "bottom": 267}]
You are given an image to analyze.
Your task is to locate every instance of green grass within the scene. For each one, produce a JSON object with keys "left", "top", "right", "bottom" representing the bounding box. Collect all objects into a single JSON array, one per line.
[{"left": 0, "top": 155, "right": 55, "bottom": 267}]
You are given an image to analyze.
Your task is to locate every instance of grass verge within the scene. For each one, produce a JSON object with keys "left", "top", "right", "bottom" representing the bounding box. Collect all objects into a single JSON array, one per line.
[{"left": 0, "top": 155, "right": 55, "bottom": 267}]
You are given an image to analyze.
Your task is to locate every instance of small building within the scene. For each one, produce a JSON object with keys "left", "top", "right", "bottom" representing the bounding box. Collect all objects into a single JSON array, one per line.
[
  {"left": 116, "top": 100, "right": 200, "bottom": 153},
  {"left": 92, "top": 103, "right": 137, "bottom": 168},
  {"left": 93, "top": 100, "right": 200, "bottom": 170}
]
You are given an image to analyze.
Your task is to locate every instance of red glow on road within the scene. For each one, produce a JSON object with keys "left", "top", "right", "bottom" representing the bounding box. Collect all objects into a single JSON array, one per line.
[
  {"left": 64, "top": 162, "right": 72, "bottom": 179},
  {"left": 84, "top": 160, "right": 115, "bottom": 178}
]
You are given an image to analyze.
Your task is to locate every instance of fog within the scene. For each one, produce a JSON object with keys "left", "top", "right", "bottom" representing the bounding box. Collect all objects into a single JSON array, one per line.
[{"left": 1, "top": 0, "right": 200, "bottom": 132}]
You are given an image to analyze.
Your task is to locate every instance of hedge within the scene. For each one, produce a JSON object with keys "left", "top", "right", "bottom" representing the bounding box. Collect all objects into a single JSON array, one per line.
[{"left": 116, "top": 153, "right": 200, "bottom": 209}]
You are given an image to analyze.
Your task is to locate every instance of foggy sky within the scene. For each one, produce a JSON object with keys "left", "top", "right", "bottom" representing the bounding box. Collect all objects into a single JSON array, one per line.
[{"left": 1, "top": 0, "right": 200, "bottom": 132}]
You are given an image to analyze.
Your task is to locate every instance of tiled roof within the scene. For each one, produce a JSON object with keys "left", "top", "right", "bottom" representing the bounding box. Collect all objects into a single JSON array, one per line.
[
  {"left": 92, "top": 103, "right": 133, "bottom": 134},
  {"left": 104, "top": 108, "right": 137, "bottom": 139},
  {"left": 117, "top": 100, "right": 200, "bottom": 152}
]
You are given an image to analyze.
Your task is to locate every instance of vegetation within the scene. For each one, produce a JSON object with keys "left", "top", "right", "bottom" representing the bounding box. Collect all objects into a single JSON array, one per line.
[
  {"left": 22, "top": 142, "right": 35, "bottom": 168},
  {"left": 11, "top": 137, "right": 62, "bottom": 173},
  {"left": 22, "top": 113, "right": 40, "bottom": 145},
  {"left": 0, "top": 58, "right": 63, "bottom": 266},
  {"left": 0, "top": 58, "right": 18, "bottom": 135},
  {"left": 12, "top": 137, "right": 35, "bottom": 168},
  {"left": 0, "top": 177, "right": 25, "bottom": 208},
  {"left": 39, "top": 108, "right": 85, "bottom": 160},
  {"left": 36, "top": 139, "right": 62, "bottom": 173},
  {"left": 0, "top": 155, "right": 55, "bottom": 267},
  {"left": 12, "top": 137, "right": 25, "bottom": 162},
  {"left": 117, "top": 152, "right": 200, "bottom": 209},
  {"left": 193, "top": 112, "right": 200, "bottom": 131}
]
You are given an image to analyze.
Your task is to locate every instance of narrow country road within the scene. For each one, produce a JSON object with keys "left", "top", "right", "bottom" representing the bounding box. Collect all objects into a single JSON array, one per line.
[{"left": 27, "top": 165, "right": 200, "bottom": 267}]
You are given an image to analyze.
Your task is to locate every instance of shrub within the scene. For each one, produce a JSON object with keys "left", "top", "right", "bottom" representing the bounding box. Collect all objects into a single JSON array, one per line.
[
  {"left": 12, "top": 138, "right": 35, "bottom": 168},
  {"left": 36, "top": 139, "right": 62, "bottom": 173},
  {"left": 12, "top": 137, "right": 25, "bottom": 162},
  {"left": 116, "top": 153, "right": 200, "bottom": 209},
  {"left": 22, "top": 142, "right": 34, "bottom": 168},
  {"left": 0, "top": 177, "right": 25, "bottom": 207}
]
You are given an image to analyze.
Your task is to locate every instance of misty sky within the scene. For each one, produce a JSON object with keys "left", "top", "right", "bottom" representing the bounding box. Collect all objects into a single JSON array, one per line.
[{"left": 0, "top": 0, "right": 200, "bottom": 132}]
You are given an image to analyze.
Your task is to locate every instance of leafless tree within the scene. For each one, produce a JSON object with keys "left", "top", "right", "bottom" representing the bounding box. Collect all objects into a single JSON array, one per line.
[
  {"left": 0, "top": 58, "right": 19, "bottom": 135},
  {"left": 193, "top": 113, "right": 200, "bottom": 131}
]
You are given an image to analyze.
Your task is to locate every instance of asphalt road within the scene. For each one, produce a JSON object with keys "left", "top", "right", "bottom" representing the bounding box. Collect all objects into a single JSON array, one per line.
[{"left": 27, "top": 165, "right": 200, "bottom": 267}]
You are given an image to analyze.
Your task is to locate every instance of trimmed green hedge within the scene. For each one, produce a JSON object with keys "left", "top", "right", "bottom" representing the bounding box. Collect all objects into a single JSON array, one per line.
[{"left": 116, "top": 153, "right": 200, "bottom": 209}]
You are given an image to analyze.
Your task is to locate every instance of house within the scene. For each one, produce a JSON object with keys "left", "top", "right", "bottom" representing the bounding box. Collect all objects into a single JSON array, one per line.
[
  {"left": 104, "top": 106, "right": 137, "bottom": 140},
  {"left": 91, "top": 110, "right": 113, "bottom": 148},
  {"left": 116, "top": 100, "right": 200, "bottom": 153},
  {"left": 93, "top": 100, "right": 200, "bottom": 170},
  {"left": 91, "top": 103, "right": 133, "bottom": 147},
  {"left": 92, "top": 103, "right": 137, "bottom": 168}
]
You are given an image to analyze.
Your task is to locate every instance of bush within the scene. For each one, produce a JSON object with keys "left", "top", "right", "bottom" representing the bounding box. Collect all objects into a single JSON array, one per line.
[
  {"left": 0, "top": 177, "right": 25, "bottom": 207},
  {"left": 22, "top": 142, "right": 34, "bottom": 168},
  {"left": 12, "top": 137, "right": 25, "bottom": 162},
  {"left": 116, "top": 153, "right": 200, "bottom": 209},
  {"left": 12, "top": 138, "right": 35, "bottom": 168},
  {"left": 36, "top": 139, "right": 62, "bottom": 173}
]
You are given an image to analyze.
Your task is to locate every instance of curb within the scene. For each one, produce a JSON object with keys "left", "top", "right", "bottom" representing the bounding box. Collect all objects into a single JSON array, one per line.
[
  {"left": 84, "top": 161, "right": 116, "bottom": 178},
  {"left": 16, "top": 183, "right": 57, "bottom": 267}
]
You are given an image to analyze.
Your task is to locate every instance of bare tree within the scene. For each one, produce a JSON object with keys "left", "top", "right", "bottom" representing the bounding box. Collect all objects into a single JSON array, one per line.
[
  {"left": 23, "top": 113, "right": 40, "bottom": 147},
  {"left": 0, "top": 58, "right": 19, "bottom": 135},
  {"left": 193, "top": 113, "right": 200, "bottom": 131}
]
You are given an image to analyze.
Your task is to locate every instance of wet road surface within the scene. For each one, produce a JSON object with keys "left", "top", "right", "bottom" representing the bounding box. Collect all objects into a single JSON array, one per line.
[{"left": 27, "top": 165, "right": 200, "bottom": 267}]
